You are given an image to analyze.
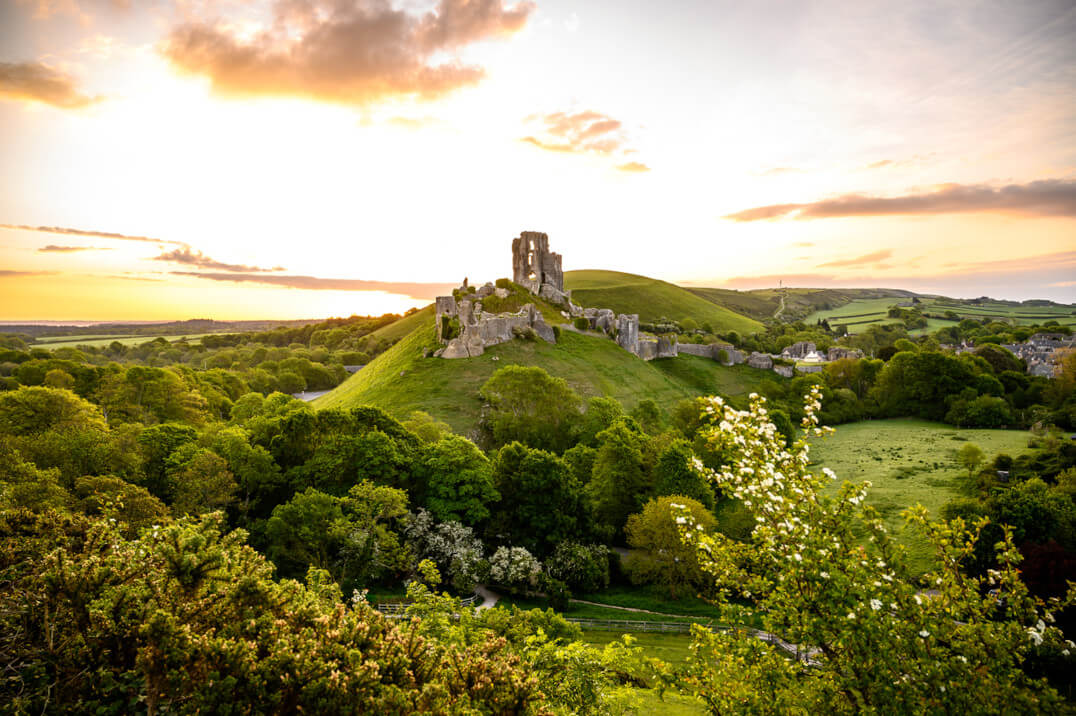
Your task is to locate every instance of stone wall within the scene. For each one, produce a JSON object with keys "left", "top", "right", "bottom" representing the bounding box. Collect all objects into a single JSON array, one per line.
[
  {"left": 676, "top": 342, "right": 716, "bottom": 359},
  {"left": 512, "top": 231, "right": 564, "bottom": 292},
  {"left": 434, "top": 294, "right": 555, "bottom": 359},
  {"left": 747, "top": 352, "right": 773, "bottom": 370}
]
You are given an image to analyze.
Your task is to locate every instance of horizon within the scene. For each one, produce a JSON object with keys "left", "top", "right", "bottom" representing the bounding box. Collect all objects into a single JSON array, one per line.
[{"left": 2, "top": 0, "right": 1075, "bottom": 320}]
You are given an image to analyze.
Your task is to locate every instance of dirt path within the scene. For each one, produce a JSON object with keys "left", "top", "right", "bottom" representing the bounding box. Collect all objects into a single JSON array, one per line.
[{"left": 474, "top": 584, "right": 500, "bottom": 611}]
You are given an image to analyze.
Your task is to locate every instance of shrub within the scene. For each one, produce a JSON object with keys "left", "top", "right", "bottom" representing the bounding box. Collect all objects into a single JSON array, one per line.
[
  {"left": 545, "top": 542, "right": 611, "bottom": 593},
  {"left": 573, "top": 317, "right": 590, "bottom": 331},
  {"left": 495, "top": 278, "right": 512, "bottom": 289}
]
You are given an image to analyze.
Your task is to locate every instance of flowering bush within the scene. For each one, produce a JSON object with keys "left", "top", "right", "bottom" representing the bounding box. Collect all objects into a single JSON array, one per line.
[
  {"left": 404, "top": 509, "right": 485, "bottom": 592},
  {"left": 675, "top": 387, "right": 1075, "bottom": 712},
  {"left": 488, "top": 545, "right": 543, "bottom": 594}
]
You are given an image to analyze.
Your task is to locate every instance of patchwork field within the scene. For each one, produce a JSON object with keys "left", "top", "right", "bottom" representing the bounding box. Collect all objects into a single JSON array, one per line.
[
  {"left": 36, "top": 333, "right": 214, "bottom": 348},
  {"left": 810, "top": 418, "right": 1035, "bottom": 573},
  {"left": 804, "top": 296, "right": 1076, "bottom": 334}
]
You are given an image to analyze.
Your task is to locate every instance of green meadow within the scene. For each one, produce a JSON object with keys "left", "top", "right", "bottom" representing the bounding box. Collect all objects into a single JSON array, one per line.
[{"left": 810, "top": 418, "right": 1034, "bottom": 573}]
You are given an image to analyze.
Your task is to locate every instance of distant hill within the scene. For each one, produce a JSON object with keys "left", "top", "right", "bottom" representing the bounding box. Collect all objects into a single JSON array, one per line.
[
  {"left": 564, "top": 270, "right": 763, "bottom": 334},
  {"left": 314, "top": 323, "right": 779, "bottom": 434},
  {"left": 686, "top": 287, "right": 919, "bottom": 323}
]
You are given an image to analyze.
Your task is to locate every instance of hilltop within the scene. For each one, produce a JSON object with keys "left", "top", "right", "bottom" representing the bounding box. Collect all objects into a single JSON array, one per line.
[{"left": 563, "top": 270, "right": 763, "bottom": 334}]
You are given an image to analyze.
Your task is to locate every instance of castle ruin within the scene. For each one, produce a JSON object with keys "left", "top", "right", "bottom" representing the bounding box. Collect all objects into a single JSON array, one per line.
[{"left": 433, "top": 231, "right": 751, "bottom": 368}]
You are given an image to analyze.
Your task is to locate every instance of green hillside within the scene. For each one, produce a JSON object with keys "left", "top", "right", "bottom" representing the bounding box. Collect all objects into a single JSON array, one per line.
[
  {"left": 314, "top": 323, "right": 778, "bottom": 433},
  {"left": 688, "top": 286, "right": 918, "bottom": 323},
  {"left": 368, "top": 304, "right": 435, "bottom": 344},
  {"left": 564, "top": 270, "right": 763, "bottom": 335}
]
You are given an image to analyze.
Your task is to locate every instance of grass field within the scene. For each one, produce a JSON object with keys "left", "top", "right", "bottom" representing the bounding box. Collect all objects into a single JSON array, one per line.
[
  {"left": 36, "top": 332, "right": 215, "bottom": 348},
  {"left": 315, "top": 323, "right": 780, "bottom": 433},
  {"left": 564, "top": 270, "right": 763, "bottom": 335},
  {"left": 810, "top": 418, "right": 1035, "bottom": 573}
]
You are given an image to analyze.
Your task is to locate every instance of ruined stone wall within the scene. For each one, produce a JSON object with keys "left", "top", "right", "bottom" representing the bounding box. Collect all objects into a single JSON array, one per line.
[
  {"left": 434, "top": 293, "right": 555, "bottom": 359},
  {"left": 512, "top": 231, "right": 564, "bottom": 292},
  {"left": 676, "top": 343, "right": 715, "bottom": 358}
]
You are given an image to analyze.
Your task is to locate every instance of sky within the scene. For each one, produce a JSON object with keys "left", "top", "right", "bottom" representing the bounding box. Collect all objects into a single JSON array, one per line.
[{"left": 1, "top": 0, "right": 1074, "bottom": 321}]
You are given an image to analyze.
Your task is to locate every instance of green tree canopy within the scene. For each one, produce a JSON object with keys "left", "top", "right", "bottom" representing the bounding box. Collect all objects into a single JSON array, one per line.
[{"left": 479, "top": 365, "right": 583, "bottom": 452}]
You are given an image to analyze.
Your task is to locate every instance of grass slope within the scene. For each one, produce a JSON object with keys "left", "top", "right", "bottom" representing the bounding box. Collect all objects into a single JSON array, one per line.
[
  {"left": 564, "top": 270, "right": 763, "bottom": 335},
  {"left": 368, "top": 305, "right": 435, "bottom": 344},
  {"left": 811, "top": 418, "right": 1034, "bottom": 573},
  {"left": 314, "top": 323, "right": 778, "bottom": 433}
]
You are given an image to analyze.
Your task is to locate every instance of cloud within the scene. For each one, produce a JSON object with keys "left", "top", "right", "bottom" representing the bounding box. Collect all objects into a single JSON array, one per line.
[
  {"left": 0, "top": 270, "right": 56, "bottom": 277},
  {"left": 153, "top": 247, "right": 284, "bottom": 273},
  {"left": 1, "top": 224, "right": 187, "bottom": 247},
  {"left": 816, "top": 249, "right": 894, "bottom": 268},
  {"left": 723, "top": 203, "right": 804, "bottom": 222},
  {"left": 38, "top": 244, "right": 112, "bottom": 252},
  {"left": 522, "top": 109, "right": 649, "bottom": 171},
  {"left": 757, "top": 166, "right": 804, "bottom": 176},
  {"left": 171, "top": 271, "right": 455, "bottom": 301},
  {"left": 161, "top": 0, "right": 534, "bottom": 105},
  {"left": 0, "top": 61, "right": 102, "bottom": 109},
  {"left": 723, "top": 179, "right": 1076, "bottom": 221},
  {"left": 865, "top": 159, "right": 893, "bottom": 169},
  {"left": 522, "top": 110, "right": 627, "bottom": 155}
]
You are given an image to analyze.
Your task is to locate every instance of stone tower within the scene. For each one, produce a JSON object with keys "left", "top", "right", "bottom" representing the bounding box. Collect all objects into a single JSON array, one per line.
[{"left": 511, "top": 231, "right": 563, "bottom": 293}]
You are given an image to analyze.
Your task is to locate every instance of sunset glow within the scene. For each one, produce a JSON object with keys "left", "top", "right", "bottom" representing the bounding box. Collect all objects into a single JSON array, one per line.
[{"left": 2, "top": 0, "right": 1074, "bottom": 320}]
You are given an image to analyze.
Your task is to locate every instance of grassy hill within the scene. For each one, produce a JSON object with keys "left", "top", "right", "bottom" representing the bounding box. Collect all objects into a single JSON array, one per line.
[
  {"left": 367, "top": 304, "right": 435, "bottom": 344},
  {"left": 564, "top": 270, "right": 763, "bottom": 335},
  {"left": 314, "top": 322, "right": 780, "bottom": 434},
  {"left": 687, "top": 286, "right": 918, "bottom": 323}
]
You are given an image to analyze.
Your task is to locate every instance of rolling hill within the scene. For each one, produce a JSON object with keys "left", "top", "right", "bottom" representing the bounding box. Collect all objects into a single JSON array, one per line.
[
  {"left": 564, "top": 270, "right": 763, "bottom": 335},
  {"left": 314, "top": 322, "right": 780, "bottom": 434}
]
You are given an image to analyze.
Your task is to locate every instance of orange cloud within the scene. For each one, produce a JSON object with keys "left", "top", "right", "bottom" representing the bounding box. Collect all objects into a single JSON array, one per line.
[
  {"left": 522, "top": 109, "right": 649, "bottom": 172},
  {"left": 522, "top": 110, "right": 628, "bottom": 155},
  {"left": 724, "top": 179, "right": 1076, "bottom": 221},
  {"left": 0, "top": 61, "right": 101, "bottom": 109},
  {"left": 38, "top": 244, "right": 111, "bottom": 252},
  {"left": 817, "top": 249, "right": 894, "bottom": 268},
  {"left": 171, "top": 271, "right": 454, "bottom": 301},
  {"left": 162, "top": 0, "right": 533, "bottom": 105},
  {"left": 153, "top": 247, "right": 284, "bottom": 273}
]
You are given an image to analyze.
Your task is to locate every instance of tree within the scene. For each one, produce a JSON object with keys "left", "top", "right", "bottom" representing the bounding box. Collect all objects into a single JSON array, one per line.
[
  {"left": 0, "top": 510, "right": 543, "bottom": 713},
  {"left": 421, "top": 435, "right": 499, "bottom": 526},
  {"left": 653, "top": 440, "right": 715, "bottom": 509},
  {"left": 674, "top": 388, "right": 1073, "bottom": 712},
  {"left": 168, "top": 448, "right": 237, "bottom": 516},
  {"left": 630, "top": 398, "right": 664, "bottom": 435},
  {"left": 958, "top": 442, "right": 985, "bottom": 480},
  {"left": 586, "top": 420, "right": 651, "bottom": 539},
  {"left": 479, "top": 365, "right": 582, "bottom": 452},
  {"left": 545, "top": 542, "right": 611, "bottom": 593},
  {"left": 490, "top": 442, "right": 582, "bottom": 555},
  {"left": 624, "top": 495, "right": 716, "bottom": 597}
]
